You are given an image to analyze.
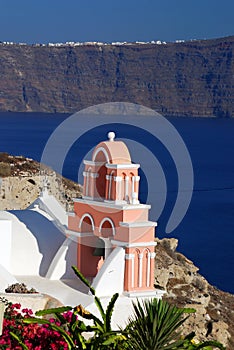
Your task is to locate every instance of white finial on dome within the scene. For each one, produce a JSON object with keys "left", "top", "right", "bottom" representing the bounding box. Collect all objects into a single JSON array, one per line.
[{"left": 108, "top": 131, "right": 115, "bottom": 142}]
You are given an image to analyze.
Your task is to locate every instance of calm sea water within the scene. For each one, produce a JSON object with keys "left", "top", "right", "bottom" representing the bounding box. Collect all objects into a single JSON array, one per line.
[{"left": 0, "top": 112, "right": 233, "bottom": 293}]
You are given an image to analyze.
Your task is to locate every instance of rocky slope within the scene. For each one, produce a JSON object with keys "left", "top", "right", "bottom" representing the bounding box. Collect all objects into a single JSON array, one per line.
[
  {"left": 0, "top": 36, "right": 233, "bottom": 117},
  {"left": 0, "top": 152, "right": 82, "bottom": 210},
  {"left": 155, "top": 238, "right": 234, "bottom": 349}
]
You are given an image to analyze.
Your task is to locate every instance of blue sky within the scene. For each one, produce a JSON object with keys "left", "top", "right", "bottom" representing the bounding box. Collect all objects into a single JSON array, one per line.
[{"left": 0, "top": 0, "right": 233, "bottom": 44}]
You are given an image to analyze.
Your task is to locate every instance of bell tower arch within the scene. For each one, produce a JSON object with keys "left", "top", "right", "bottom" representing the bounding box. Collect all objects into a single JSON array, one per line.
[{"left": 67, "top": 131, "right": 157, "bottom": 296}]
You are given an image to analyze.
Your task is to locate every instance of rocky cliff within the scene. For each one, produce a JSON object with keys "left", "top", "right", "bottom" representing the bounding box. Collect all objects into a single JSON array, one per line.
[
  {"left": 155, "top": 238, "right": 234, "bottom": 349},
  {"left": 0, "top": 36, "right": 233, "bottom": 117}
]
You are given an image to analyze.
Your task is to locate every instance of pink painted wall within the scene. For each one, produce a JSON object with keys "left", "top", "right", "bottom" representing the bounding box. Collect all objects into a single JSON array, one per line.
[{"left": 67, "top": 136, "right": 157, "bottom": 292}]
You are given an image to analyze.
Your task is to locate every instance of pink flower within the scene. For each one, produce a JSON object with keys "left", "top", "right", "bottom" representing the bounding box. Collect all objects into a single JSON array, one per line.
[
  {"left": 22, "top": 308, "right": 33, "bottom": 316},
  {"left": 11, "top": 303, "right": 21, "bottom": 309}
]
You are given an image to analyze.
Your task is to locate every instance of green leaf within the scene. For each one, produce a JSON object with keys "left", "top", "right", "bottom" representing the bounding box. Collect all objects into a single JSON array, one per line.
[
  {"left": 196, "top": 340, "right": 226, "bottom": 350},
  {"left": 183, "top": 307, "right": 196, "bottom": 314},
  {"left": 54, "top": 312, "right": 69, "bottom": 325},
  {"left": 23, "top": 317, "right": 51, "bottom": 325},
  {"left": 44, "top": 322, "right": 76, "bottom": 349},
  {"left": 102, "top": 333, "right": 121, "bottom": 345},
  {"left": 94, "top": 296, "right": 105, "bottom": 320},
  {"left": 35, "top": 305, "right": 72, "bottom": 316},
  {"left": 10, "top": 332, "right": 29, "bottom": 350},
  {"left": 74, "top": 320, "right": 87, "bottom": 332},
  {"left": 72, "top": 265, "right": 96, "bottom": 295},
  {"left": 125, "top": 298, "right": 191, "bottom": 350},
  {"left": 105, "top": 293, "right": 119, "bottom": 332},
  {"left": 74, "top": 331, "right": 88, "bottom": 350}
]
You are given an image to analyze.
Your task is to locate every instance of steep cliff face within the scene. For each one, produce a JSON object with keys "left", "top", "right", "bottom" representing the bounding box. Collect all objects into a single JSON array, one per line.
[{"left": 0, "top": 36, "right": 233, "bottom": 117}]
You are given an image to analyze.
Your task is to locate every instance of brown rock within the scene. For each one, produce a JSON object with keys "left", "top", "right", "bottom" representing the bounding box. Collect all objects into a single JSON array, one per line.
[{"left": 155, "top": 238, "right": 234, "bottom": 349}]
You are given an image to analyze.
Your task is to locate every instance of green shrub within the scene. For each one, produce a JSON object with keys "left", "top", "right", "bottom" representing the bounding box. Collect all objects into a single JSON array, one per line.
[{"left": 11, "top": 266, "right": 226, "bottom": 350}]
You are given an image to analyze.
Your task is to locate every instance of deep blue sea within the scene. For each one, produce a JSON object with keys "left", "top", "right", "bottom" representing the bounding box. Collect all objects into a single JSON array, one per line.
[{"left": 0, "top": 112, "right": 233, "bottom": 294}]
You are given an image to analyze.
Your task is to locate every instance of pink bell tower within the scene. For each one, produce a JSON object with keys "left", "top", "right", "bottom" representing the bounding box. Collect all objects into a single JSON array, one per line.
[{"left": 67, "top": 132, "right": 157, "bottom": 296}]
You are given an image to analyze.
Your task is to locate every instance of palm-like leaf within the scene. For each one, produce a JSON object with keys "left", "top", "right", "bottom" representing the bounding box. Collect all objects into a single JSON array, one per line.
[{"left": 125, "top": 298, "right": 192, "bottom": 350}]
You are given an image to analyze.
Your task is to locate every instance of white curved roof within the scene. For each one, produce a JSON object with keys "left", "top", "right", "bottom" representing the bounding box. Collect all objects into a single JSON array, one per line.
[{"left": 0, "top": 192, "right": 77, "bottom": 285}]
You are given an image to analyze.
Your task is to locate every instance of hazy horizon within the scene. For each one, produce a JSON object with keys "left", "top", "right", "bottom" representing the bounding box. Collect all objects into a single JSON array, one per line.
[{"left": 0, "top": 0, "right": 233, "bottom": 45}]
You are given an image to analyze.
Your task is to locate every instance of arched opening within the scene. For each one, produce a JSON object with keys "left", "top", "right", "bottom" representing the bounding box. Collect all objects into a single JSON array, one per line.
[
  {"left": 80, "top": 215, "right": 94, "bottom": 233},
  {"left": 133, "top": 248, "right": 141, "bottom": 289},
  {"left": 107, "top": 170, "right": 115, "bottom": 200},
  {"left": 99, "top": 218, "right": 115, "bottom": 238},
  {"left": 142, "top": 248, "right": 151, "bottom": 288},
  {"left": 92, "top": 148, "right": 109, "bottom": 200},
  {"left": 78, "top": 214, "right": 101, "bottom": 278},
  {"left": 99, "top": 218, "right": 115, "bottom": 259},
  {"left": 131, "top": 248, "right": 151, "bottom": 289},
  {"left": 121, "top": 172, "right": 129, "bottom": 202},
  {"left": 96, "top": 164, "right": 107, "bottom": 199}
]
